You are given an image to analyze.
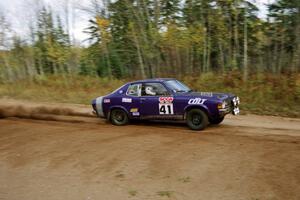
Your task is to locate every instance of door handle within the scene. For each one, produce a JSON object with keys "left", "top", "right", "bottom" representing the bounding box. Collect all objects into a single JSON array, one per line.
[{"left": 140, "top": 98, "right": 146, "bottom": 103}]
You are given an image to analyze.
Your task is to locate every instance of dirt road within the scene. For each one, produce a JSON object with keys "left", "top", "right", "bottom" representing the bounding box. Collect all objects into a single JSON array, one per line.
[{"left": 0, "top": 99, "right": 299, "bottom": 200}]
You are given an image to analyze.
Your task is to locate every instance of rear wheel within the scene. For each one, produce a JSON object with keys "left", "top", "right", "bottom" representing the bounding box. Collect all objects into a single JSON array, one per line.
[
  {"left": 209, "top": 116, "right": 224, "bottom": 125},
  {"left": 186, "top": 109, "right": 208, "bottom": 130},
  {"left": 110, "top": 109, "right": 129, "bottom": 126}
]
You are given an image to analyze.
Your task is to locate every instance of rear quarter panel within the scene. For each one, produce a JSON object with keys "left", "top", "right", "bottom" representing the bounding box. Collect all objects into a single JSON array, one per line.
[
  {"left": 102, "top": 84, "right": 130, "bottom": 117},
  {"left": 102, "top": 84, "right": 142, "bottom": 119}
]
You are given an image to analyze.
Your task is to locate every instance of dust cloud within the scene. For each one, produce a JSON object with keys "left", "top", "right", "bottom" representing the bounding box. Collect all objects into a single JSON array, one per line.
[{"left": 0, "top": 104, "right": 94, "bottom": 121}]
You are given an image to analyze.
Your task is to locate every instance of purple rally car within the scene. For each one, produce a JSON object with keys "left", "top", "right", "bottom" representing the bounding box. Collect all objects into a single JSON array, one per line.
[{"left": 92, "top": 78, "right": 240, "bottom": 130}]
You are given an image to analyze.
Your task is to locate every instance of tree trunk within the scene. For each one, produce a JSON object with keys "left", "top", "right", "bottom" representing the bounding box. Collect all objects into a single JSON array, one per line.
[
  {"left": 278, "top": 29, "right": 285, "bottom": 73},
  {"left": 243, "top": 11, "right": 248, "bottom": 81},
  {"left": 218, "top": 42, "right": 225, "bottom": 72},
  {"left": 292, "top": 10, "right": 300, "bottom": 73},
  {"left": 206, "top": 36, "right": 211, "bottom": 72},
  {"left": 132, "top": 31, "right": 146, "bottom": 79},
  {"left": 233, "top": 0, "right": 240, "bottom": 69},
  {"left": 202, "top": 28, "right": 207, "bottom": 73}
]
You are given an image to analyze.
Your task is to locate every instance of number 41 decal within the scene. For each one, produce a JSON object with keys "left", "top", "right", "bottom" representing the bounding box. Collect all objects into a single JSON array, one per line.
[{"left": 159, "top": 103, "right": 174, "bottom": 115}]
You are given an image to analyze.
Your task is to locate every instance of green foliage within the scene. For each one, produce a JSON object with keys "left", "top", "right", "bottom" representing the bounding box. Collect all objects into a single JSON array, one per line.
[
  {"left": 0, "top": 0, "right": 299, "bottom": 81},
  {"left": 34, "top": 8, "right": 70, "bottom": 75}
]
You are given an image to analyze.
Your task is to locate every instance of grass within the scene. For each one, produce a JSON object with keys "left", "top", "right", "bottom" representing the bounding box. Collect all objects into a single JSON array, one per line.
[
  {"left": 178, "top": 176, "right": 191, "bottom": 183},
  {"left": 115, "top": 170, "right": 125, "bottom": 178},
  {"left": 183, "top": 72, "right": 300, "bottom": 117},
  {"left": 0, "top": 75, "right": 124, "bottom": 104},
  {"left": 128, "top": 190, "right": 137, "bottom": 197},
  {"left": 0, "top": 73, "right": 299, "bottom": 117},
  {"left": 157, "top": 191, "right": 173, "bottom": 198}
]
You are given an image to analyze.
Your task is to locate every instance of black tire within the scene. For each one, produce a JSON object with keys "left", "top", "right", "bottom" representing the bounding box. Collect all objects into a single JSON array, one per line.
[
  {"left": 110, "top": 109, "right": 129, "bottom": 126},
  {"left": 186, "top": 109, "right": 208, "bottom": 130},
  {"left": 209, "top": 116, "right": 224, "bottom": 125}
]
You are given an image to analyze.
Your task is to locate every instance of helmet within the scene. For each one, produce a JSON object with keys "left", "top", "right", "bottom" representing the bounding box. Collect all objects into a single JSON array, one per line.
[{"left": 145, "top": 86, "right": 156, "bottom": 95}]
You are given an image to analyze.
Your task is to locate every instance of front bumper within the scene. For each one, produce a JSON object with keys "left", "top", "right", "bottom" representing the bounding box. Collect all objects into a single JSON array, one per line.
[{"left": 219, "top": 96, "right": 240, "bottom": 116}]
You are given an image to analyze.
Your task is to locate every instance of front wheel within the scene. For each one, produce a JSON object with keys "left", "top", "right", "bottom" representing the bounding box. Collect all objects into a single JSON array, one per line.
[
  {"left": 209, "top": 116, "right": 224, "bottom": 125},
  {"left": 110, "top": 109, "right": 129, "bottom": 126},
  {"left": 186, "top": 109, "right": 208, "bottom": 130}
]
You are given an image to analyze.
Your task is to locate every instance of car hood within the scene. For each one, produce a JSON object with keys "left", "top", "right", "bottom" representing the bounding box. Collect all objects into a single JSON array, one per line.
[{"left": 177, "top": 91, "right": 234, "bottom": 101}]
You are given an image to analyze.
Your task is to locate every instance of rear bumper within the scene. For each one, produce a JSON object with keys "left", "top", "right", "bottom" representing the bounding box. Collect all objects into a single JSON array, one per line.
[{"left": 92, "top": 97, "right": 105, "bottom": 118}]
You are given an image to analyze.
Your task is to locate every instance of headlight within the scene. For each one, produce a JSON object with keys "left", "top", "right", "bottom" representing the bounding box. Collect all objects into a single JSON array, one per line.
[
  {"left": 232, "top": 97, "right": 240, "bottom": 106},
  {"left": 232, "top": 99, "right": 236, "bottom": 106},
  {"left": 217, "top": 101, "right": 226, "bottom": 109}
]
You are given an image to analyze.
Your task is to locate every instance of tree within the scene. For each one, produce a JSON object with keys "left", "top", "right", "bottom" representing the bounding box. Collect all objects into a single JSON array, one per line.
[
  {"left": 267, "top": 0, "right": 300, "bottom": 73},
  {"left": 0, "top": 12, "right": 13, "bottom": 81}
]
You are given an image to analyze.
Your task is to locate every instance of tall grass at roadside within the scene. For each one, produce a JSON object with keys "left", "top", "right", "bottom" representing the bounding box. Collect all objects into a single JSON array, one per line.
[
  {"left": 183, "top": 72, "right": 299, "bottom": 117},
  {"left": 0, "top": 76, "right": 125, "bottom": 104},
  {"left": 0, "top": 73, "right": 299, "bottom": 117}
]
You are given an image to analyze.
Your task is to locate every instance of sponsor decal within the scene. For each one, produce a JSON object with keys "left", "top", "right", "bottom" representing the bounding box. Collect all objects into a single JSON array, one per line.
[
  {"left": 130, "top": 108, "right": 138, "bottom": 112},
  {"left": 132, "top": 112, "right": 140, "bottom": 116},
  {"left": 103, "top": 99, "right": 110, "bottom": 103},
  {"left": 159, "top": 97, "right": 174, "bottom": 104},
  {"left": 200, "top": 92, "right": 213, "bottom": 97},
  {"left": 159, "top": 104, "right": 174, "bottom": 115},
  {"left": 122, "top": 98, "right": 132, "bottom": 103},
  {"left": 188, "top": 98, "right": 207, "bottom": 105},
  {"left": 159, "top": 97, "right": 174, "bottom": 115}
]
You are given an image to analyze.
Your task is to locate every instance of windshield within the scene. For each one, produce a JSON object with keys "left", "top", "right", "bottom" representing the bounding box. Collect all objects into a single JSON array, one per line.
[{"left": 165, "top": 80, "right": 191, "bottom": 93}]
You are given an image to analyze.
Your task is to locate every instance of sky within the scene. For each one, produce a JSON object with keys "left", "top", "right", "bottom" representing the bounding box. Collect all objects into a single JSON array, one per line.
[{"left": 0, "top": 0, "right": 275, "bottom": 45}]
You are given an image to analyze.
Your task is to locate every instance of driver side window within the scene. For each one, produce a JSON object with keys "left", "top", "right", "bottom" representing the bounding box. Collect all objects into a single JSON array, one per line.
[
  {"left": 126, "top": 84, "right": 141, "bottom": 96},
  {"left": 142, "top": 83, "right": 169, "bottom": 96}
]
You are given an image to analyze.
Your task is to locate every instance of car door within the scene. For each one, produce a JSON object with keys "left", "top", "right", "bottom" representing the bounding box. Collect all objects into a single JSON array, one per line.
[
  {"left": 124, "top": 83, "right": 142, "bottom": 117},
  {"left": 139, "top": 82, "right": 174, "bottom": 119}
]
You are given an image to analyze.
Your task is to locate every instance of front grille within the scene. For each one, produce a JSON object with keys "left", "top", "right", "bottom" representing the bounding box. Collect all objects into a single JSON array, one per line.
[
  {"left": 225, "top": 99, "right": 233, "bottom": 110},
  {"left": 220, "top": 97, "right": 239, "bottom": 115}
]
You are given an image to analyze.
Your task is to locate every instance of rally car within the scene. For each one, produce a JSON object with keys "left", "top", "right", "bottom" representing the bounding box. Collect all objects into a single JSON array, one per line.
[{"left": 92, "top": 78, "right": 240, "bottom": 130}]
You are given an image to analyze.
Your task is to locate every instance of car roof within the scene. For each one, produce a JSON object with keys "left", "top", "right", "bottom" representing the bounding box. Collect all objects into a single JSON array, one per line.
[{"left": 128, "top": 78, "right": 175, "bottom": 84}]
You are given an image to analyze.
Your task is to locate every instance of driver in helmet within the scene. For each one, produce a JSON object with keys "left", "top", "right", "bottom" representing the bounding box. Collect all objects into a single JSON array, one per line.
[{"left": 145, "top": 85, "right": 156, "bottom": 96}]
